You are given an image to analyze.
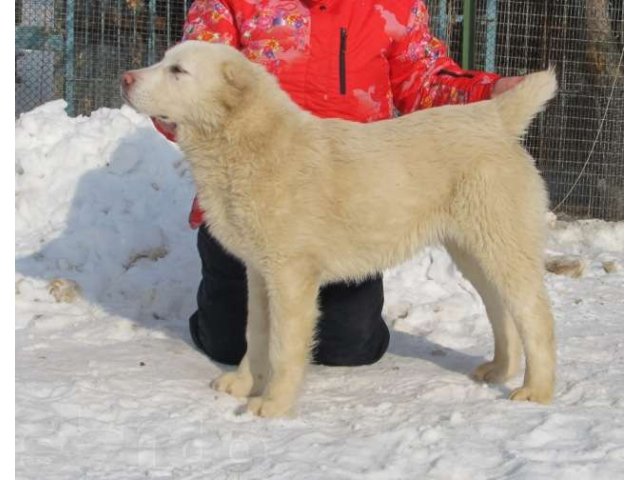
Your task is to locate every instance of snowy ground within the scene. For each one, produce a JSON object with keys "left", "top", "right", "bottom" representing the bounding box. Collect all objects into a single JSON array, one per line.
[{"left": 16, "top": 101, "right": 624, "bottom": 479}]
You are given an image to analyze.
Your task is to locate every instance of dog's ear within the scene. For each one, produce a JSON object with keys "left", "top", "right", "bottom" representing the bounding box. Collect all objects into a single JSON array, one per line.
[{"left": 221, "top": 60, "right": 251, "bottom": 91}]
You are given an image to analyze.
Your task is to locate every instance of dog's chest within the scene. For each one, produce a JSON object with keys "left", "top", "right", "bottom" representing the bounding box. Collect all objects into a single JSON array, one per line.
[{"left": 191, "top": 161, "right": 266, "bottom": 264}]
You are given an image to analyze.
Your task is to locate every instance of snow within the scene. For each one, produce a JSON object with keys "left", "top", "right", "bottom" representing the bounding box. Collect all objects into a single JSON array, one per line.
[{"left": 15, "top": 101, "right": 623, "bottom": 479}]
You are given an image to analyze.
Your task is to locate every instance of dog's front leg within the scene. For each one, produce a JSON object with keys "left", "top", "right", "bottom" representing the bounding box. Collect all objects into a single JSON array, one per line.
[
  {"left": 247, "top": 265, "right": 319, "bottom": 417},
  {"left": 213, "top": 267, "right": 270, "bottom": 398}
]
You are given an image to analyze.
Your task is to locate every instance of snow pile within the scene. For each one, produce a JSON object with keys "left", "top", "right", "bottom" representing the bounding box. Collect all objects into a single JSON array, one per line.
[
  {"left": 16, "top": 102, "right": 623, "bottom": 479},
  {"left": 16, "top": 100, "right": 199, "bottom": 333}
]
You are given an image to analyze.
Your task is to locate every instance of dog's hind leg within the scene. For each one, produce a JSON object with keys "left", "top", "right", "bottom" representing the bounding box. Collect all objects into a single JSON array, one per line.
[
  {"left": 247, "top": 263, "right": 320, "bottom": 417},
  {"left": 213, "top": 267, "right": 270, "bottom": 398},
  {"left": 448, "top": 154, "right": 555, "bottom": 403},
  {"left": 449, "top": 226, "right": 555, "bottom": 404},
  {"left": 506, "top": 287, "right": 555, "bottom": 404},
  {"left": 445, "top": 240, "right": 522, "bottom": 383}
]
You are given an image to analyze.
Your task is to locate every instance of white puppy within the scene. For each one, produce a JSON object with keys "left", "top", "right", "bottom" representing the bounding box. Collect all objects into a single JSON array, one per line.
[{"left": 122, "top": 41, "right": 557, "bottom": 417}]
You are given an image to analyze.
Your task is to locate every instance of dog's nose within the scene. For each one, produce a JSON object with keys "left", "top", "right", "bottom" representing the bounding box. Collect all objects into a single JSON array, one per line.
[{"left": 121, "top": 72, "right": 135, "bottom": 90}]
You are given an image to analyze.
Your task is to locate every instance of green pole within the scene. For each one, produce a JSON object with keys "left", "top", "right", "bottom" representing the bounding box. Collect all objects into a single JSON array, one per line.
[
  {"left": 485, "top": 0, "right": 498, "bottom": 72},
  {"left": 462, "top": 0, "right": 476, "bottom": 70},
  {"left": 64, "top": 0, "right": 75, "bottom": 116},
  {"left": 148, "top": 0, "right": 157, "bottom": 63}
]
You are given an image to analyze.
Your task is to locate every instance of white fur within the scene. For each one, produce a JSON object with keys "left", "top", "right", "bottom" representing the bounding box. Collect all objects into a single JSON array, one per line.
[{"left": 123, "top": 41, "right": 557, "bottom": 417}]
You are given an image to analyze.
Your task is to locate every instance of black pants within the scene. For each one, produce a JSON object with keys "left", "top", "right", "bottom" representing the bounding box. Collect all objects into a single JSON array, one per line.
[{"left": 189, "top": 226, "right": 390, "bottom": 366}]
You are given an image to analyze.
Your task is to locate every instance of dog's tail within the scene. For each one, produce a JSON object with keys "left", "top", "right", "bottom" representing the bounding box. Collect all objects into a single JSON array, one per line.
[{"left": 494, "top": 68, "right": 557, "bottom": 137}]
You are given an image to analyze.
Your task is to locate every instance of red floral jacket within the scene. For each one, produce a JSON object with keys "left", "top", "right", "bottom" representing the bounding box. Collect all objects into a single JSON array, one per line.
[{"left": 154, "top": 0, "right": 501, "bottom": 228}]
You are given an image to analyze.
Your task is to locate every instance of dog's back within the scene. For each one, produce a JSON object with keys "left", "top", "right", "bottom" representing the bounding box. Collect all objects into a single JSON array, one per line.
[{"left": 300, "top": 70, "right": 557, "bottom": 280}]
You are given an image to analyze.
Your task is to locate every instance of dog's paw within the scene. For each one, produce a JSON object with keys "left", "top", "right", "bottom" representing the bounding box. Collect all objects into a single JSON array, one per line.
[
  {"left": 246, "top": 396, "right": 293, "bottom": 418},
  {"left": 509, "top": 386, "right": 553, "bottom": 404},
  {"left": 211, "top": 372, "right": 253, "bottom": 398},
  {"left": 472, "top": 360, "right": 517, "bottom": 383}
]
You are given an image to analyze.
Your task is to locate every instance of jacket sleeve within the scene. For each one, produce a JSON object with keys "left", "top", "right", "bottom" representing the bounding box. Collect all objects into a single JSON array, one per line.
[
  {"left": 388, "top": 0, "right": 501, "bottom": 114},
  {"left": 153, "top": 0, "right": 240, "bottom": 142},
  {"left": 181, "top": 0, "right": 240, "bottom": 46}
]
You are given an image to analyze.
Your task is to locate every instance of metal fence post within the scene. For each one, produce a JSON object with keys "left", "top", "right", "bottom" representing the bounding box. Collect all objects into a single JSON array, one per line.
[
  {"left": 462, "top": 0, "right": 475, "bottom": 70},
  {"left": 485, "top": 0, "right": 498, "bottom": 72},
  {"left": 148, "top": 0, "right": 157, "bottom": 64},
  {"left": 436, "top": 0, "right": 448, "bottom": 41},
  {"left": 64, "top": 0, "right": 75, "bottom": 116}
]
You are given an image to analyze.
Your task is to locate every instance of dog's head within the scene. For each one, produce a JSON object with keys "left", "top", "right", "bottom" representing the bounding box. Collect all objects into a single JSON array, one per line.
[{"left": 121, "top": 41, "right": 256, "bottom": 128}]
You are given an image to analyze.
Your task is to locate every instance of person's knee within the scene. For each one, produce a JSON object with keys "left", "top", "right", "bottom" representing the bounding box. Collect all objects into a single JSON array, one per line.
[
  {"left": 313, "top": 276, "right": 389, "bottom": 366},
  {"left": 191, "top": 227, "right": 249, "bottom": 365},
  {"left": 313, "top": 318, "right": 389, "bottom": 366},
  {"left": 189, "top": 311, "right": 246, "bottom": 365}
]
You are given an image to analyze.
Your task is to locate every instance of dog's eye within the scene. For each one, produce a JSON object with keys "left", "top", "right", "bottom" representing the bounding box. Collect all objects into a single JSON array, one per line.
[{"left": 169, "top": 65, "right": 187, "bottom": 75}]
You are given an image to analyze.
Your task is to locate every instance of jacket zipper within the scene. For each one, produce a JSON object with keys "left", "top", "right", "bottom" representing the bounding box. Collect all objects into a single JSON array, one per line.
[{"left": 339, "top": 27, "right": 347, "bottom": 95}]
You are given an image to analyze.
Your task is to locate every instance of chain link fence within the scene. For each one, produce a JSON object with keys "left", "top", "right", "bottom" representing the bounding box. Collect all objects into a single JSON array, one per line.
[
  {"left": 16, "top": 0, "right": 191, "bottom": 115},
  {"left": 16, "top": 0, "right": 624, "bottom": 220}
]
